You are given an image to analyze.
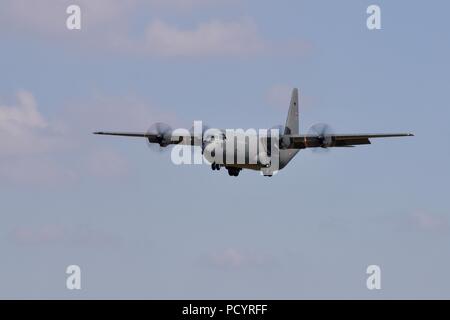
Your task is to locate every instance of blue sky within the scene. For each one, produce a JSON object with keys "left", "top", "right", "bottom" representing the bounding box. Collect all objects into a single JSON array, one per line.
[{"left": 0, "top": 0, "right": 449, "bottom": 298}]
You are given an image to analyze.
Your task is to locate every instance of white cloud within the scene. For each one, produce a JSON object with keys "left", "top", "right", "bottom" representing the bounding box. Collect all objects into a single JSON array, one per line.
[
  {"left": 0, "top": 91, "right": 46, "bottom": 130},
  {"left": 0, "top": 91, "right": 61, "bottom": 156},
  {"left": 0, "top": 90, "right": 179, "bottom": 185},
  {"left": 0, "top": 1, "right": 308, "bottom": 58},
  {"left": 0, "top": 91, "right": 75, "bottom": 184},
  {"left": 0, "top": 0, "right": 238, "bottom": 35}
]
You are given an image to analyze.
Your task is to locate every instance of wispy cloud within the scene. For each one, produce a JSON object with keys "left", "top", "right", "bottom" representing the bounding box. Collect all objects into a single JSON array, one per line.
[
  {"left": 379, "top": 210, "right": 450, "bottom": 235},
  {"left": 409, "top": 211, "right": 449, "bottom": 233},
  {"left": 0, "top": 91, "right": 75, "bottom": 184},
  {"left": 205, "top": 248, "right": 275, "bottom": 269},
  {"left": 0, "top": 90, "right": 62, "bottom": 156},
  {"left": 0, "top": 1, "right": 308, "bottom": 58},
  {"left": 0, "top": 90, "right": 176, "bottom": 185}
]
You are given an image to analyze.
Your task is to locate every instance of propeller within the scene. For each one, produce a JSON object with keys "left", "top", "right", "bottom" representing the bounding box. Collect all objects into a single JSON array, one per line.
[
  {"left": 307, "top": 123, "right": 335, "bottom": 151},
  {"left": 146, "top": 122, "right": 173, "bottom": 152}
]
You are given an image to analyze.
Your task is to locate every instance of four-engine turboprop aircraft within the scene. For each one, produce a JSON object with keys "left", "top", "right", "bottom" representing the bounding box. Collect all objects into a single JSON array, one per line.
[{"left": 94, "top": 88, "right": 413, "bottom": 177}]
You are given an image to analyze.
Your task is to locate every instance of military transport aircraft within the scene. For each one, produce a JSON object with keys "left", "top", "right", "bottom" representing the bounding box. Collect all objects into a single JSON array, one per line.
[{"left": 94, "top": 88, "right": 413, "bottom": 177}]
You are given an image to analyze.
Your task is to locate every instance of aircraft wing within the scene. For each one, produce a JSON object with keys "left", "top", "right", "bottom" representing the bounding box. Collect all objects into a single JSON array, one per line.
[
  {"left": 93, "top": 131, "right": 187, "bottom": 145},
  {"left": 94, "top": 131, "right": 414, "bottom": 149},
  {"left": 94, "top": 132, "right": 149, "bottom": 138},
  {"left": 290, "top": 133, "right": 414, "bottom": 149}
]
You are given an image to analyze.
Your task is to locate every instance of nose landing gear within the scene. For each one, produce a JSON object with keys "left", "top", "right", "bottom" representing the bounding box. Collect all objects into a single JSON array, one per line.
[{"left": 211, "top": 163, "right": 221, "bottom": 171}]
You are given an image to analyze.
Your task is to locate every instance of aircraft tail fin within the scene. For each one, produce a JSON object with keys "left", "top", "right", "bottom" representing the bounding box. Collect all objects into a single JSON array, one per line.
[{"left": 284, "top": 88, "right": 299, "bottom": 135}]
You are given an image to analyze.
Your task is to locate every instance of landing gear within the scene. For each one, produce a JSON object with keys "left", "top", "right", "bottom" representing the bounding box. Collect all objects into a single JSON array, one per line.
[
  {"left": 212, "top": 163, "right": 240, "bottom": 176},
  {"left": 226, "top": 167, "right": 241, "bottom": 177},
  {"left": 261, "top": 167, "right": 274, "bottom": 177},
  {"left": 211, "top": 163, "right": 221, "bottom": 171}
]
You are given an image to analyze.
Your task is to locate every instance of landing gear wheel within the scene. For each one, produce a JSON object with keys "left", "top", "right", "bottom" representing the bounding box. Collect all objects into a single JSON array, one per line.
[{"left": 227, "top": 168, "right": 241, "bottom": 177}]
